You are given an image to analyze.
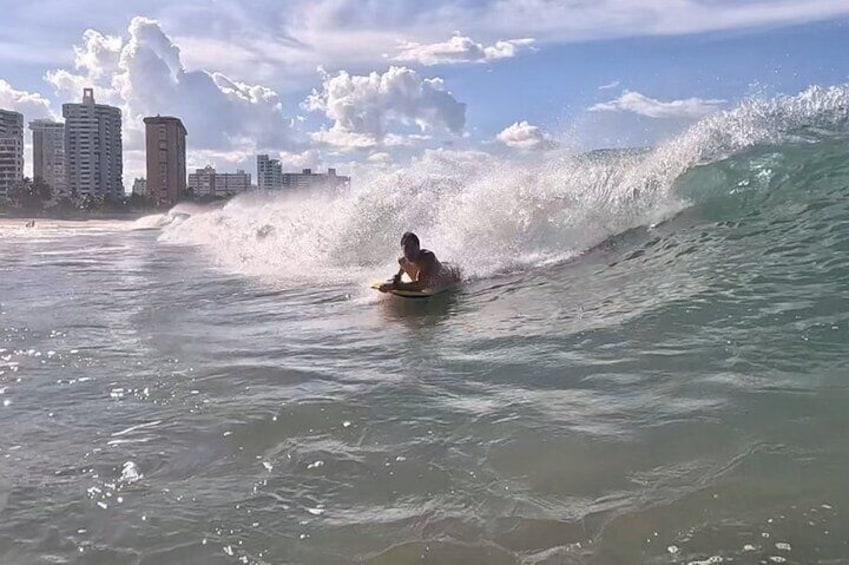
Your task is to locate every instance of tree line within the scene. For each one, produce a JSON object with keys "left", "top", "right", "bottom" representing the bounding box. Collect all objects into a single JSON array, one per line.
[{"left": 0, "top": 177, "right": 156, "bottom": 215}]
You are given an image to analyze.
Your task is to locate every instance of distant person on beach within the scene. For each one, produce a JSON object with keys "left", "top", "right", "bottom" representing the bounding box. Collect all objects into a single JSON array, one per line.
[{"left": 378, "top": 232, "right": 460, "bottom": 292}]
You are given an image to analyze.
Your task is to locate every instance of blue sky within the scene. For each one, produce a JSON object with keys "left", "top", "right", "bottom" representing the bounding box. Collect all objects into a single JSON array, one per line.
[{"left": 1, "top": 0, "right": 848, "bottom": 182}]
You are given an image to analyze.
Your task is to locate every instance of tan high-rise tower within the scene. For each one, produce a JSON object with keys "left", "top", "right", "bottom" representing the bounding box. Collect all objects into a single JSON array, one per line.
[{"left": 144, "top": 116, "right": 187, "bottom": 207}]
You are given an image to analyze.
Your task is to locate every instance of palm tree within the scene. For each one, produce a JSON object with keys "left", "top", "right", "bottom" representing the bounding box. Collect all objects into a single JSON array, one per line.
[{"left": 9, "top": 177, "right": 52, "bottom": 211}]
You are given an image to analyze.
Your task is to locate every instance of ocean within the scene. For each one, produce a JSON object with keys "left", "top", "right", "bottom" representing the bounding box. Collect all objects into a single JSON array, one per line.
[{"left": 1, "top": 84, "right": 848, "bottom": 564}]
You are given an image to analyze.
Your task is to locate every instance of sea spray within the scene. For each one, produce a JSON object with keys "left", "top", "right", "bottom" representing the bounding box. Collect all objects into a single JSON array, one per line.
[{"left": 158, "top": 84, "right": 849, "bottom": 285}]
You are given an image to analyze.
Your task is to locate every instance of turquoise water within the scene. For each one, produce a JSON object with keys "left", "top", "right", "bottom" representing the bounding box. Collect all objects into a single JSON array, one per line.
[{"left": 1, "top": 85, "right": 849, "bottom": 564}]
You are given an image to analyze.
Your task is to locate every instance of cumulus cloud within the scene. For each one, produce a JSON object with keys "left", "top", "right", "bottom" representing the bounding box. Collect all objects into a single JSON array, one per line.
[
  {"left": 44, "top": 28, "right": 125, "bottom": 108},
  {"left": 308, "top": 130, "right": 433, "bottom": 151},
  {"left": 304, "top": 66, "right": 466, "bottom": 149},
  {"left": 0, "top": 79, "right": 55, "bottom": 178},
  {"left": 45, "top": 16, "right": 298, "bottom": 154},
  {"left": 74, "top": 29, "right": 123, "bottom": 79},
  {"left": 392, "top": 34, "right": 535, "bottom": 66},
  {"left": 186, "top": 148, "right": 258, "bottom": 171},
  {"left": 5, "top": 1, "right": 849, "bottom": 95},
  {"left": 411, "top": 147, "right": 498, "bottom": 170},
  {"left": 589, "top": 90, "right": 726, "bottom": 119},
  {"left": 367, "top": 152, "right": 393, "bottom": 166},
  {"left": 309, "top": 129, "right": 382, "bottom": 150},
  {"left": 0, "top": 79, "right": 54, "bottom": 119},
  {"left": 496, "top": 120, "right": 555, "bottom": 150},
  {"left": 279, "top": 149, "right": 324, "bottom": 171}
]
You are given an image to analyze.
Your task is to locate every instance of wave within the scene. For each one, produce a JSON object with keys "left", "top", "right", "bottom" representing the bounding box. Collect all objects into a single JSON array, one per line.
[
  {"left": 131, "top": 201, "right": 222, "bottom": 231},
  {"left": 158, "top": 83, "right": 849, "bottom": 285}
]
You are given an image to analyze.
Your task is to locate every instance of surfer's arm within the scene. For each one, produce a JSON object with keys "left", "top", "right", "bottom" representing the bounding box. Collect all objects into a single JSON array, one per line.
[
  {"left": 392, "top": 278, "right": 428, "bottom": 291},
  {"left": 378, "top": 278, "right": 425, "bottom": 292},
  {"left": 392, "top": 256, "right": 435, "bottom": 291},
  {"left": 376, "top": 269, "right": 405, "bottom": 292}
]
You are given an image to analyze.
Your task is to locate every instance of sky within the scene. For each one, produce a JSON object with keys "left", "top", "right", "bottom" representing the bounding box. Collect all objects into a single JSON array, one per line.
[{"left": 1, "top": 0, "right": 848, "bottom": 184}]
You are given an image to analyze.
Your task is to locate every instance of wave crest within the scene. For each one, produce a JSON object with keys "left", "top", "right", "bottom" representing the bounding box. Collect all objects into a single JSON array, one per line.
[{"left": 159, "top": 83, "right": 849, "bottom": 285}]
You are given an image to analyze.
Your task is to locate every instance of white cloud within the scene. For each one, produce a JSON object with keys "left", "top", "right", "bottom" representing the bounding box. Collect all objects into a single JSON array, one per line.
[
  {"left": 218, "top": 0, "right": 849, "bottom": 84},
  {"left": 0, "top": 79, "right": 55, "bottom": 178},
  {"left": 307, "top": 129, "right": 433, "bottom": 152},
  {"left": 304, "top": 66, "right": 466, "bottom": 149},
  {"left": 279, "top": 149, "right": 324, "bottom": 172},
  {"left": 589, "top": 91, "right": 726, "bottom": 119},
  {"left": 496, "top": 120, "right": 555, "bottom": 150},
  {"left": 2, "top": 1, "right": 849, "bottom": 94},
  {"left": 45, "top": 16, "right": 299, "bottom": 157},
  {"left": 410, "top": 147, "right": 498, "bottom": 170},
  {"left": 186, "top": 148, "right": 258, "bottom": 173},
  {"left": 74, "top": 29, "right": 123, "bottom": 79},
  {"left": 309, "top": 129, "right": 384, "bottom": 150},
  {"left": 392, "top": 34, "right": 535, "bottom": 66},
  {"left": 0, "top": 79, "right": 54, "bottom": 119},
  {"left": 367, "top": 152, "right": 393, "bottom": 167},
  {"left": 598, "top": 81, "right": 621, "bottom": 91}
]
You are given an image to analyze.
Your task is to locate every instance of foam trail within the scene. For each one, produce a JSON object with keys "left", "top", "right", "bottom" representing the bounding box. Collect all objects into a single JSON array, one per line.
[
  {"left": 159, "top": 84, "right": 849, "bottom": 286},
  {"left": 131, "top": 202, "right": 223, "bottom": 231}
]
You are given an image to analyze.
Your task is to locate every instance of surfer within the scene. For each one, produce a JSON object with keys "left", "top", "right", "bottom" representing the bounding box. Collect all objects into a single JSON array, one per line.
[{"left": 377, "top": 232, "right": 459, "bottom": 293}]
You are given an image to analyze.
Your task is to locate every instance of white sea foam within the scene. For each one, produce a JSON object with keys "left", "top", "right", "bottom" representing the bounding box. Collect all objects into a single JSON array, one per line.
[
  {"left": 157, "top": 84, "right": 849, "bottom": 285},
  {"left": 120, "top": 461, "right": 142, "bottom": 484}
]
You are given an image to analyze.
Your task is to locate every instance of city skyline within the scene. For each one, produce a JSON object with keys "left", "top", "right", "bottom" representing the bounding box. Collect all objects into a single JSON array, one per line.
[
  {"left": 0, "top": 3, "right": 847, "bottom": 183},
  {"left": 2, "top": 92, "right": 349, "bottom": 202}
]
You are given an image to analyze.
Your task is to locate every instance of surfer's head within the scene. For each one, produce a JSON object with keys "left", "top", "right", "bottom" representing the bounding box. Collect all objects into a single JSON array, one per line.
[{"left": 401, "top": 231, "right": 420, "bottom": 260}]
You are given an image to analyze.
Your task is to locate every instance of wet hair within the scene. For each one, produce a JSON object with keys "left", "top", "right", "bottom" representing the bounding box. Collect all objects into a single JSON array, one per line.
[{"left": 401, "top": 232, "right": 419, "bottom": 248}]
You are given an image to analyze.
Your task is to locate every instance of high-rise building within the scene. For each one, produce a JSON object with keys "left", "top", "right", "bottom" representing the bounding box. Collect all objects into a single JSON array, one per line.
[
  {"left": 281, "top": 168, "right": 350, "bottom": 190},
  {"left": 29, "top": 119, "right": 66, "bottom": 195},
  {"left": 257, "top": 154, "right": 283, "bottom": 191},
  {"left": 188, "top": 166, "right": 251, "bottom": 198},
  {"left": 144, "top": 116, "right": 187, "bottom": 206},
  {"left": 131, "top": 178, "right": 147, "bottom": 197},
  {"left": 0, "top": 109, "right": 24, "bottom": 200},
  {"left": 63, "top": 88, "right": 123, "bottom": 198}
]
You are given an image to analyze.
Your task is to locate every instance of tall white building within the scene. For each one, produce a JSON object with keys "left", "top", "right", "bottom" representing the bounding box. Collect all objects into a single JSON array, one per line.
[
  {"left": 29, "top": 119, "right": 66, "bottom": 195},
  {"left": 188, "top": 166, "right": 251, "bottom": 198},
  {"left": 257, "top": 154, "right": 283, "bottom": 191},
  {"left": 0, "top": 109, "right": 24, "bottom": 200},
  {"left": 63, "top": 88, "right": 123, "bottom": 198}
]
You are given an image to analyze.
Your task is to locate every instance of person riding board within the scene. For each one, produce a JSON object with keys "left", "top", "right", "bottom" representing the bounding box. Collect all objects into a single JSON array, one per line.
[{"left": 377, "top": 232, "right": 457, "bottom": 293}]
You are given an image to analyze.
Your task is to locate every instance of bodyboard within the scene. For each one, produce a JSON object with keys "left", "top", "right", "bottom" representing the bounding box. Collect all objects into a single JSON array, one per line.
[{"left": 370, "top": 281, "right": 454, "bottom": 299}]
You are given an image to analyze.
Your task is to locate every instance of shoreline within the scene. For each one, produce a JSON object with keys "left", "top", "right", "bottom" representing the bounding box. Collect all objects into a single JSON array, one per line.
[{"left": 0, "top": 210, "right": 157, "bottom": 222}]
